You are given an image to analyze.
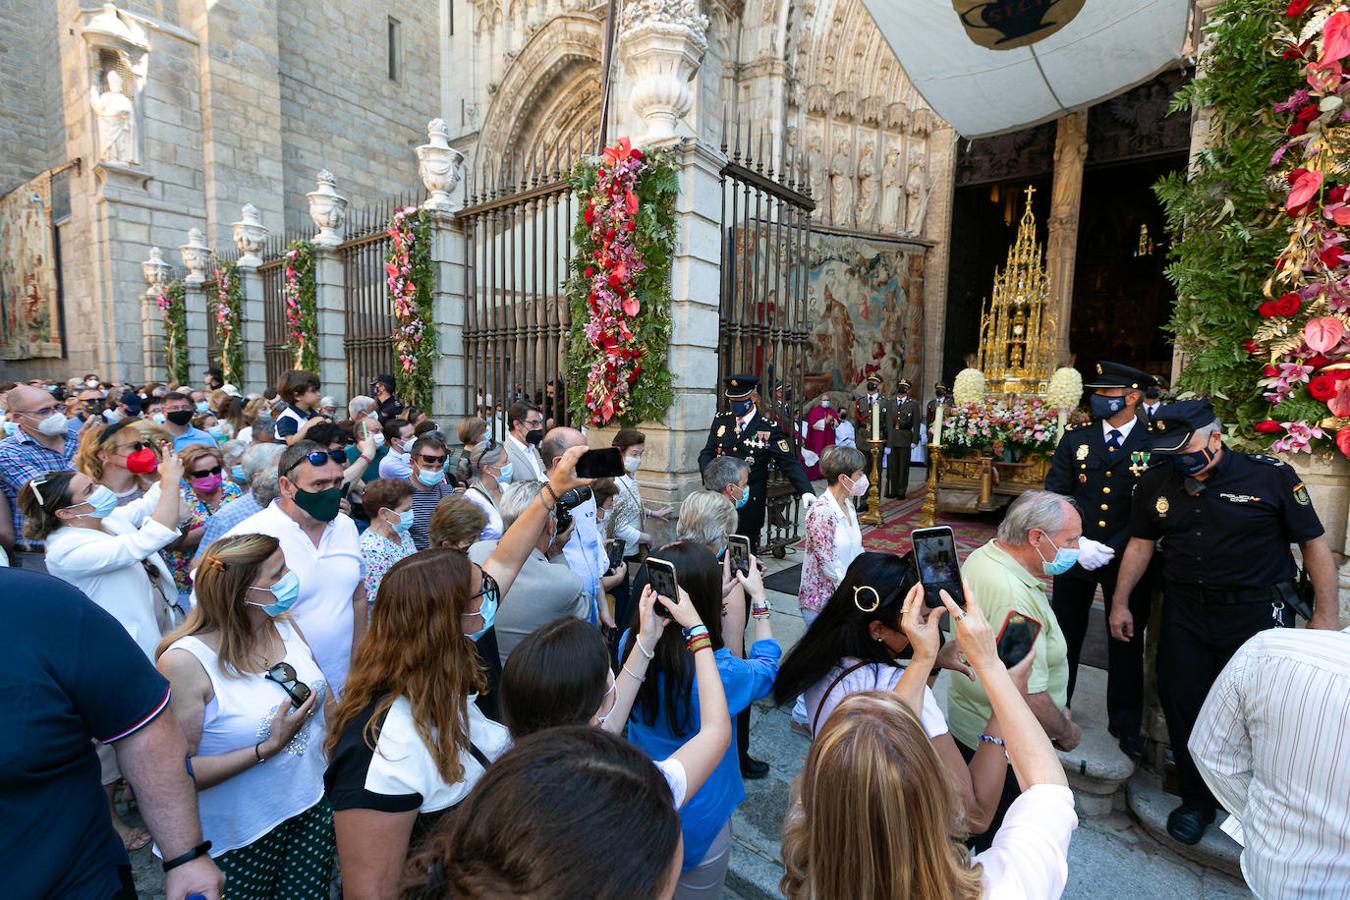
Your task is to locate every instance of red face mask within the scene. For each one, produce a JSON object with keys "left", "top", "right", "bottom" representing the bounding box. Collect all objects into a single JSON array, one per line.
[{"left": 125, "top": 448, "right": 159, "bottom": 475}]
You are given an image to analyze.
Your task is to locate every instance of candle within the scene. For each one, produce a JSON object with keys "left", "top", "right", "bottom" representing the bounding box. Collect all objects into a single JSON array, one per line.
[
  {"left": 1056, "top": 408, "right": 1068, "bottom": 441},
  {"left": 871, "top": 399, "right": 880, "bottom": 442},
  {"left": 933, "top": 406, "right": 944, "bottom": 447}
]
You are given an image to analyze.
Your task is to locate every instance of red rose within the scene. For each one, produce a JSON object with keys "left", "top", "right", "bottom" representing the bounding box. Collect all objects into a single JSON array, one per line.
[
  {"left": 583, "top": 206, "right": 595, "bottom": 224},
  {"left": 1274, "top": 293, "right": 1303, "bottom": 316},
  {"left": 1309, "top": 373, "right": 1338, "bottom": 401},
  {"left": 584, "top": 266, "right": 595, "bottom": 278},
  {"left": 1336, "top": 426, "right": 1350, "bottom": 459},
  {"left": 1297, "top": 104, "right": 1320, "bottom": 123},
  {"left": 626, "top": 220, "right": 636, "bottom": 231},
  {"left": 605, "top": 228, "right": 616, "bottom": 241},
  {"left": 1321, "top": 246, "right": 1346, "bottom": 268},
  {"left": 1286, "top": 0, "right": 1311, "bottom": 15},
  {"left": 1253, "top": 419, "right": 1284, "bottom": 433},
  {"left": 1289, "top": 121, "right": 1308, "bottom": 137},
  {"left": 607, "top": 272, "right": 622, "bottom": 288},
  {"left": 1258, "top": 300, "right": 1280, "bottom": 318},
  {"left": 1243, "top": 339, "right": 1260, "bottom": 355}
]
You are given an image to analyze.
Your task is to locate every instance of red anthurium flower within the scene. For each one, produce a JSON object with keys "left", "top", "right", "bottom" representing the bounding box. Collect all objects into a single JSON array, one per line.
[
  {"left": 1305, "top": 316, "right": 1345, "bottom": 352},
  {"left": 1309, "top": 374, "right": 1338, "bottom": 401},
  {"left": 1288, "top": 168, "right": 1324, "bottom": 210},
  {"left": 1307, "top": 60, "right": 1344, "bottom": 92},
  {"left": 625, "top": 191, "right": 639, "bottom": 216},
  {"left": 622, "top": 296, "right": 640, "bottom": 317},
  {"left": 1330, "top": 185, "right": 1348, "bottom": 203},
  {"left": 1336, "top": 426, "right": 1350, "bottom": 459},
  {"left": 1322, "top": 12, "right": 1350, "bottom": 64},
  {"left": 1328, "top": 379, "right": 1350, "bottom": 416},
  {"left": 1320, "top": 245, "right": 1346, "bottom": 268},
  {"left": 1327, "top": 204, "right": 1350, "bottom": 226},
  {"left": 1253, "top": 419, "right": 1284, "bottom": 433}
]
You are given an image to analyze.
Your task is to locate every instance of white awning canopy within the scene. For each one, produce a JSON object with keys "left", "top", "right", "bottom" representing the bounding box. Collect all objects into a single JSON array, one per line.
[{"left": 860, "top": 0, "right": 1191, "bottom": 138}]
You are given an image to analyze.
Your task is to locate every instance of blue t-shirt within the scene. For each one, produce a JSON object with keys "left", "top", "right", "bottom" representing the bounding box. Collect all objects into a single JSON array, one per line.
[
  {"left": 622, "top": 632, "right": 780, "bottom": 870},
  {"left": 172, "top": 426, "right": 216, "bottom": 451},
  {"left": 0, "top": 569, "right": 172, "bottom": 899}
]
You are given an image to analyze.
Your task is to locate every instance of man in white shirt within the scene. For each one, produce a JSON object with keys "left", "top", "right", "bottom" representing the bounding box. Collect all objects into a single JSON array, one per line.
[
  {"left": 504, "top": 401, "right": 547, "bottom": 483},
  {"left": 222, "top": 440, "right": 366, "bottom": 694},
  {"left": 1190, "top": 625, "right": 1350, "bottom": 898},
  {"left": 540, "top": 427, "right": 617, "bottom": 628}
]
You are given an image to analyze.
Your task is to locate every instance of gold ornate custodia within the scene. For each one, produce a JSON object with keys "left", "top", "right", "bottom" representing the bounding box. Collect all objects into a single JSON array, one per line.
[{"left": 976, "top": 186, "right": 1058, "bottom": 397}]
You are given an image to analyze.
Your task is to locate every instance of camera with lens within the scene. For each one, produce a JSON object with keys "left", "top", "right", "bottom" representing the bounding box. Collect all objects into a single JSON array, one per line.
[{"left": 554, "top": 486, "right": 592, "bottom": 534}]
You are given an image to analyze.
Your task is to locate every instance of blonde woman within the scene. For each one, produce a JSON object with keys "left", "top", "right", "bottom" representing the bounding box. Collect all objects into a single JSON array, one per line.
[
  {"left": 163, "top": 443, "right": 242, "bottom": 602},
  {"left": 780, "top": 586, "right": 1076, "bottom": 900},
  {"left": 73, "top": 420, "right": 165, "bottom": 507},
  {"left": 156, "top": 533, "right": 333, "bottom": 897}
]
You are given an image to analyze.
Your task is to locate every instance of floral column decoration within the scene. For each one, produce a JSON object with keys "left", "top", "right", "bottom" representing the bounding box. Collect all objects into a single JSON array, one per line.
[
  {"left": 1252, "top": 1, "right": 1350, "bottom": 457},
  {"left": 384, "top": 207, "right": 434, "bottom": 410},
  {"left": 564, "top": 138, "right": 678, "bottom": 426},
  {"left": 283, "top": 240, "right": 318, "bottom": 372},
  {"left": 156, "top": 281, "right": 189, "bottom": 385},
  {"left": 213, "top": 259, "right": 244, "bottom": 385}
]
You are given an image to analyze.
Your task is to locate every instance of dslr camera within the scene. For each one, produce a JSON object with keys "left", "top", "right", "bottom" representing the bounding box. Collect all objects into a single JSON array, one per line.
[{"left": 554, "top": 486, "right": 592, "bottom": 533}]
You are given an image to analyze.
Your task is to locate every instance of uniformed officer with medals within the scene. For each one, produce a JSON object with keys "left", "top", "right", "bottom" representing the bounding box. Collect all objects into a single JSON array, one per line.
[
  {"left": 698, "top": 374, "right": 815, "bottom": 551},
  {"left": 1044, "top": 361, "right": 1157, "bottom": 763},
  {"left": 1109, "top": 399, "right": 1340, "bottom": 845}
]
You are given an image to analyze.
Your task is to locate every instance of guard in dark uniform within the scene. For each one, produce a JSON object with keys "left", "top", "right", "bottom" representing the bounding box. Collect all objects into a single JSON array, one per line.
[
  {"left": 1108, "top": 399, "right": 1337, "bottom": 845},
  {"left": 925, "top": 381, "right": 950, "bottom": 426},
  {"left": 1044, "top": 361, "right": 1157, "bottom": 761},
  {"left": 885, "top": 380, "right": 918, "bottom": 498},
  {"left": 698, "top": 374, "right": 814, "bottom": 552}
]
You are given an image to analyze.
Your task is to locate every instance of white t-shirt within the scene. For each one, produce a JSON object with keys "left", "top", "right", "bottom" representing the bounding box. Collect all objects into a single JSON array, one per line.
[
  {"left": 804, "top": 659, "right": 948, "bottom": 738},
  {"left": 975, "top": 784, "right": 1077, "bottom": 899}
]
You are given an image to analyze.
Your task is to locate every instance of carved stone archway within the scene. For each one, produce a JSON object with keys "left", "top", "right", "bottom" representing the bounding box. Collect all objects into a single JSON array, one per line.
[{"left": 476, "top": 13, "right": 604, "bottom": 184}]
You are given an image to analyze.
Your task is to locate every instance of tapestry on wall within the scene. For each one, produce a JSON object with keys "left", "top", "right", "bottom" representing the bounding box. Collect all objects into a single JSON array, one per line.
[
  {"left": 0, "top": 173, "right": 62, "bottom": 360},
  {"left": 806, "top": 232, "right": 923, "bottom": 392}
]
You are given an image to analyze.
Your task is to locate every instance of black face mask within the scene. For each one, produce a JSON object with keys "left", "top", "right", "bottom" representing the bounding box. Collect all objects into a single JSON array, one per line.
[
  {"left": 525, "top": 428, "right": 545, "bottom": 446},
  {"left": 165, "top": 409, "right": 194, "bottom": 427}
]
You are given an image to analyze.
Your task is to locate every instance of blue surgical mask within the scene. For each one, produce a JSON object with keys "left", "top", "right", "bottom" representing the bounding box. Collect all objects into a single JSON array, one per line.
[
  {"left": 195, "top": 401, "right": 210, "bottom": 414},
  {"left": 1088, "top": 393, "right": 1126, "bottom": 420},
  {"left": 2, "top": 421, "right": 18, "bottom": 438},
  {"left": 494, "top": 462, "right": 513, "bottom": 483},
  {"left": 730, "top": 398, "right": 753, "bottom": 417},
  {"left": 1035, "top": 532, "right": 1079, "bottom": 577},
  {"left": 230, "top": 465, "right": 246, "bottom": 483},
  {"left": 416, "top": 465, "right": 444, "bottom": 487},
  {"left": 247, "top": 571, "right": 300, "bottom": 617},
  {"left": 385, "top": 508, "right": 414, "bottom": 533},
  {"left": 79, "top": 485, "right": 119, "bottom": 520},
  {"left": 464, "top": 591, "right": 498, "bottom": 641},
  {"left": 735, "top": 484, "right": 750, "bottom": 509}
]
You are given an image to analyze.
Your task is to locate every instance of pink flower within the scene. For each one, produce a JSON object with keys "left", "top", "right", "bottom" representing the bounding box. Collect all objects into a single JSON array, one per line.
[
  {"left": 1288, "top": 168, "right": 1324, "bottom": 210},
  {"left": 1322, "top": 12, "right": 1350, "bottom": 64}
]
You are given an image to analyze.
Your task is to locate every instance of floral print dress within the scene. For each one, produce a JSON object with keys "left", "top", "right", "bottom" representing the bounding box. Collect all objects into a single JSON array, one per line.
[{"left": 166, "top": 480, "right": 242, "bottom": 597}]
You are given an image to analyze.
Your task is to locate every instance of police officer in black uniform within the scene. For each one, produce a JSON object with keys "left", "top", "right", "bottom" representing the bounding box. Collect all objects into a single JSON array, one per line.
[
  {"left": 698, "top": 374, "right": 815, "bottom": 552},
  {"left": 1045, "top": 361, "right": 1157, "bottom": 762},
  {"left": 1109, "top": 399, "right": 1339, "bottom": 845}
]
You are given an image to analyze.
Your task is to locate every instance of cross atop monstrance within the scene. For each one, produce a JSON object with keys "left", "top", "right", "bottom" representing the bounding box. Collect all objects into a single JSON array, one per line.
[{"left": 975, "top": 185, "right": 1058, "bottom": 397}]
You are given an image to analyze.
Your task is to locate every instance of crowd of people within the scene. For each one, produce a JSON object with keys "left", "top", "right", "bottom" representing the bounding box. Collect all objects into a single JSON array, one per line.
[{"left": 1, "top": 364, "right": 1346, "bottom": 900}]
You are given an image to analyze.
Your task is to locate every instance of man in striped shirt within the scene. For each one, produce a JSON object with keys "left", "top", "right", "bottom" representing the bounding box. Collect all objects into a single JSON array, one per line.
[
  {"left": 407, "top": 433, "right": 459, "bottom": 550},
  {"left": 1191, "top": 625, "right": 1350, "bottom": 898}
]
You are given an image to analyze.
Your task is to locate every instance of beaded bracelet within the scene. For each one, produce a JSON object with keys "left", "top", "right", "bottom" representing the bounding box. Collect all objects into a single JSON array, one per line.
[
  {"left": 687, "top": 634, "right": 713, "bottom": 654},
  {"left": 541, "top": 483, "right": 560, "bottom": 509},
  {"left": 977, "top": 733, "right": 1005, "bottom": 748}
]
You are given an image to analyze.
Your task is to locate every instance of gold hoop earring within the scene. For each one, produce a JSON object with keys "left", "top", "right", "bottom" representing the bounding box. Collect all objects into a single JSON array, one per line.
[{"left": 853, "top": 585, "right": 881, "bottom": 613}]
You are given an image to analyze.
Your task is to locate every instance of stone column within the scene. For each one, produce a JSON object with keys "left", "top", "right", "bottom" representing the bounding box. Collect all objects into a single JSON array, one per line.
[
  {"left": 232, "top": 204, "right": 269, "bottom": 392},
  {"left": 921, "top": 126, "right": 958, "bottom": 389},
  {"left": 179, "top": 228, "right": 211, "bottom": 387},
  {"left": 140, "top": 248, "right": 171, "bottom": 380},
  {"left": 429, "top": 211, "right": 469, "bottom": 425},
  {"left": 307, "top": 172, "right": 349, "bottom": 397},
  {"left": 1046, "top": 111, "right": 1088, "bottom": 365}
]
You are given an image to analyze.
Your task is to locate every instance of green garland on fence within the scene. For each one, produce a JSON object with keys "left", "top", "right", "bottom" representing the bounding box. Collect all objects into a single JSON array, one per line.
[
  {"left": 1152, "top": 0, "right": 1303, "bottom": 447},
  {"left": 213, "top": 259, "right": 245, "bottom": 386},
  {"left": 565, "top": 139, "right": 677, "bottom": 427},
  {"left": 156, "top": 280, "right": 189, "bottom": 385},
  {"left": 385, "top": 207, "right": 435, "bottom": 411},
  {"left": 284, "top": 240, "right": 319, "bottom": 372}
]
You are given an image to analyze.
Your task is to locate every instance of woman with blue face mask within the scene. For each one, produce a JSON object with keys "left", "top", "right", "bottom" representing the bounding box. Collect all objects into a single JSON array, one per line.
[
  {"left": 358, "top": 477, "right": 417, "bottom": 601},
  {"left": 155, "top": 533, "right": 333, "bottom": 897},
  {"left": 463, "top": 440, "right": 509, "bottom": 542},
  {"left": 19, "top": 457, "right": 188, "bottom": 854}
]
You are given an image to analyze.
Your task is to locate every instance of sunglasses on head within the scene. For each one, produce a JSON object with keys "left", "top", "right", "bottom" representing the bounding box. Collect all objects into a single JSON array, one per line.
[
  {"left": 265, "top": 662, "right": 312, "bottom": 708},
  {"left": 281, "top": 449, "right": 347, "bottom": 477}
]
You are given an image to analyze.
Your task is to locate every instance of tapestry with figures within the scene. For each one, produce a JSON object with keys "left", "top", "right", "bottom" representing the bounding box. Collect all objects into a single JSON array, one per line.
[{"left": 0, "top": 173, "right": 62, "bottom": 360}]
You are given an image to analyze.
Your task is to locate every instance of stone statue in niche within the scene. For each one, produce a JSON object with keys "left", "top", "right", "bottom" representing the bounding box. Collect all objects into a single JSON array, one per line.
[
  {"left": 855, "top": 142, "right": 878, "bottom": 228},
  {"left": 881, "top": 148, "right": 904, "bottom": 231},
  {"left": 91, "top": 66, "right": 137, "bottom": 165},
  {"left": 829, "top": 139, "right": 854, "bottom": 227},
  {"left": 905, "top": 157, "right": 935, "bottom": 236},
  {"left": 806, "top": 130, "right": 827, "bottom": 206}
]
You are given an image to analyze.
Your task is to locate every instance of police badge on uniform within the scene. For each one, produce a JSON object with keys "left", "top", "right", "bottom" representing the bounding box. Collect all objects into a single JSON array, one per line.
[
  {"left": 1075, "top": 444, "right": 1090, "bottom": 461},
  {"left": 1155, "top": 496, "right": 1169, "bottom": 517},
  {"left": 1293, "top": 482, "right": 1311, "bottom": 506}
]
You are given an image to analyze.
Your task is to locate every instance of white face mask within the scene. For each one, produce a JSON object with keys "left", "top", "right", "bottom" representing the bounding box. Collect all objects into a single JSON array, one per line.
[
  {"left": 35, "top": 411, "right": 70, "bottom": 436},
  {"left": 371, "top": 432, "right": 386, "bottom": 448},
  {"left": 845, "top": 473, "right": 868, "bottom": 497},
  {"left": 623, "top": 454, "right": 641, "bottom": 474}
]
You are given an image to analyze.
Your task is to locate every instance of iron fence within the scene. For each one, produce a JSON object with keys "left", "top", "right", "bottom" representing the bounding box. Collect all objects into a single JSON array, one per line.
[{"left": 259, "top": 233, "right": 303, "bottom": 390}]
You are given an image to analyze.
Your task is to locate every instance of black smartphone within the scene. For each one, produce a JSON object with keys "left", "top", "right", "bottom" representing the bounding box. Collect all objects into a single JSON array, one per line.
[
  {"left": 605, "top": 539, "right": 624, "bottom": 572},
  {"left": 911, "top": 525, "right": 967, "bottom": 608},
  {"left": 727, "top": 534, "right": 751, "bottom": 577},
  {"left": 646, "top": 557, "right": 679, "bottom": 619},
  {"left": 575, "top": 447, "right": 626, "bottom": 479},
  {"left": 996, "top": 610, "right": 1042, "bottom": 668}
]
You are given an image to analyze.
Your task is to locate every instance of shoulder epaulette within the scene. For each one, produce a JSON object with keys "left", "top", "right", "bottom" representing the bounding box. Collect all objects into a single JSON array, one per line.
[{"left": 1248, "top": 453, "right": 1286, "bottom": 467}]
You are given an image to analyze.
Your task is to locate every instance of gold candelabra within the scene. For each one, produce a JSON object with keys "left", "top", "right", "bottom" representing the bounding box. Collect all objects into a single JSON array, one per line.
[
  {"left": 976, "top": 185, "right": 1058, "bottom": 398},
  {"left": 918, "top": 442, "right": 940, "bottom": 528},
  {"left": 861, "top": 439, "right": 884, "bottom": 527}
]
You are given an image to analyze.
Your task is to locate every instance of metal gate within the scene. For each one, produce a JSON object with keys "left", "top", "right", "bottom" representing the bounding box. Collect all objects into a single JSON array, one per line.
[
  {"left": 718, "top": 129, "right": 815, "bottom": 555},
  {"left": 259, "top": 235, "right": 291, "bottom": 390},
  {"left": 457, "top": 149, "right": 580, "bottom": 435},
  {"left": 339, "top": 201, "right": 403, "bottom": 405}
]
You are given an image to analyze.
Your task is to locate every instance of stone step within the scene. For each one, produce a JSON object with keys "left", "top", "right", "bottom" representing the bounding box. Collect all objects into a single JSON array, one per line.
[
  {"left": 1056, "top": 666, "right": 1138, "bottom": 818},
  {"left": 1126, "top": 768, "right": 1243, "bottom": 880}
]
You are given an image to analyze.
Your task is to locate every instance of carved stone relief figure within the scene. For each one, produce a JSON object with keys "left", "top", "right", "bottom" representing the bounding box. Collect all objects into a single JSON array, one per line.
[
  {"left": 806, "top": 126, "right": 827, "bottom": 205},
  {"left": 91, "top": 67, "right": 137, "bottom": 165},
  {"left": 855, "top": 141, "right": 878, "bottom": 228},
  {"left": 881, "top": 147, "right": 904, "bottom": 231},
  {"left": 829, "top": 138, "right": 854, "bottom": 227},
  {"left": 905, "top": 158, "right": 934, "bottom": 236}
]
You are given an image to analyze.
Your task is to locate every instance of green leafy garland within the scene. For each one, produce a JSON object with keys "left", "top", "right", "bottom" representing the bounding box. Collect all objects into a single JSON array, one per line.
[
  {"left": 283, "top": 240, "right": 319, "bottom": 372},
  {"left": 384, "top": 207, "right": 435, "bottom": 411},
  {"left": 213, "top": 259, "right": 245, "bottom": 387},
  {"left": 564, "top": 139, "right": 677, "bottom": 426},
  {"left": 1153, "top": 0, "right": 1303, "bottom": 447},
  {"left": 156, "top": 280, "right": 189, "bottom": 385}
]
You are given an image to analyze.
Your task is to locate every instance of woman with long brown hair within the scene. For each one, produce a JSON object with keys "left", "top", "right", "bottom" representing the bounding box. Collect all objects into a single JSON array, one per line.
[
  {"left": 326, "top": 443, "right": 595, "bottom": 899},
  {"left": 155, "top": 532, "right": 333, "bottom": 897},
  {"left": 780, "top": 588, "right": 1076, "bottom": 900}
]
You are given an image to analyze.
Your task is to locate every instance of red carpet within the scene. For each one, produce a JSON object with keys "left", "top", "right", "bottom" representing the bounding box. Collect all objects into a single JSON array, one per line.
[{"left": 861, "top": 494, "right": 1000, "bottom": 558}]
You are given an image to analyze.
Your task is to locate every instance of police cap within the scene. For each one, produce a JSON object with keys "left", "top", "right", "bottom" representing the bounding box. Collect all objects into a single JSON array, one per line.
[
  {"left": 1084, "top": 361, "right": 1157, "bottom": 391},
  {"left": 1149, "top": 399, "right": 1217, "bottom": 453},
  {"left": 724, "top": 374, "right": 758, "bottom": 399}
]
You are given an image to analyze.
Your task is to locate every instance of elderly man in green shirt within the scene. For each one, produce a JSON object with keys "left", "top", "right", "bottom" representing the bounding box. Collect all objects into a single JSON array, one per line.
[{"left": 948, "top": 490, "right": 1081, "bottom": 849}]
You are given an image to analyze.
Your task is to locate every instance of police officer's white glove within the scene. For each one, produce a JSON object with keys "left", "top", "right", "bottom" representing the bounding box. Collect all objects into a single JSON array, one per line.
[
  {"left": 801, "top": 492, "right": 817, "bottom": 511},
  {"left": 1076, "top": 537, "right": 1115, "bottom": 572}
]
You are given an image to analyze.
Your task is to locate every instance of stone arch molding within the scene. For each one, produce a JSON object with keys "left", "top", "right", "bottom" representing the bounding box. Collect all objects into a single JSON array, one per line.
[{"left": 476, "top": 13, "right": 604, "bottom": 179}]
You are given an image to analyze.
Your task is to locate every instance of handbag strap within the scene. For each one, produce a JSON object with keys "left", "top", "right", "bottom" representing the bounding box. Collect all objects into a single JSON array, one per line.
[{"left": 810, "top": 659, "right": 873, "bottom": 736}]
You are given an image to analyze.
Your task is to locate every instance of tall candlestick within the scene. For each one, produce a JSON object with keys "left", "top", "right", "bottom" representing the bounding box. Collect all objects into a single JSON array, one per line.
[
  {"left": 871, "top": 399, "right": 880, "bottom": 442},
  {"left": 933, "top": 406, "right": 944, "bottom": 447}
]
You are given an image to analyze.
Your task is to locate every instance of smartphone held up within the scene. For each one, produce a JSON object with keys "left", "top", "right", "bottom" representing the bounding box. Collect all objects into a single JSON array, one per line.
[
  {"left": 911, "top": 526, "right": 967, "bottom": 608},
  {"left": 645, "top": 557, "right": 679, "bottom": 619}
]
